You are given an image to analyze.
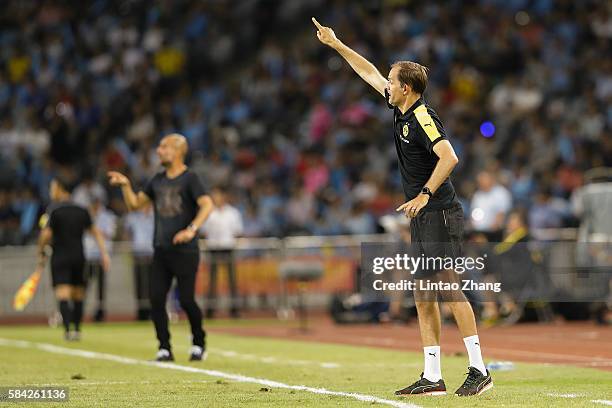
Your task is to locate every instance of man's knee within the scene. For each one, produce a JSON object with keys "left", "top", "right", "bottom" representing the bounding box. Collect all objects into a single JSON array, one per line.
[
  {"left": 72, "top": 286, "right": 85, "bottom": 300},
  {"left": 179, "top": 296, "right": 197, "bottom": 310},
  {"left": 445, "top": 299, "right": 471, "bottom": 311},
  {"left": 414, "top": 284, "right": 437, "bottom": 303},
  {"left": 55, "top": 285, "right": 72, "bottom": 300},
  {"left": 150, "top": 291, "right": 167, "bottom": 308},
  {"left": 439, "top": 290, "right": 468, "bottom": 303},
  {"left": 415, "top": 299, "right": 438, "bottom": 314}
]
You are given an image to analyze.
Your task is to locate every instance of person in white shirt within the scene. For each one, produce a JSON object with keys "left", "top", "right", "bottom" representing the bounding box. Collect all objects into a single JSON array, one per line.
[
  {"left": 124, "top": 204, "right": 155, "bottom": 320},
  {"left": 73, "top": 176, "right": 108, "bottom": 209},
  {"left": 83, "top": 197, "right": 117, "bottom": 321},
  {"left": 470, "top": 171, "right": 512, "bottom": 238},
  {"left": 201, "top": 186, "right": 243, "bottom": 318}
]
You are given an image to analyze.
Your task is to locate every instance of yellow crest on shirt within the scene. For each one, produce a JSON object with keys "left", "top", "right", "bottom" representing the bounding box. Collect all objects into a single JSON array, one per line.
[{"left": 402, "top": 124, "right": 409, "bottom": 137}]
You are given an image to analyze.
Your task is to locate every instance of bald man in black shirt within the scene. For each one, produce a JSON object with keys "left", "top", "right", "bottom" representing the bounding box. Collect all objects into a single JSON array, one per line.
[{"left": 109, "top": 134, "right": 214, "bottom": 362}]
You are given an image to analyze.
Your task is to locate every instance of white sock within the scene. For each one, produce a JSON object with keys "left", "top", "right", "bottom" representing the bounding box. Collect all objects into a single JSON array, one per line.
[
  {"left": 463, "top": 335, "right": 487, "bottom": 375},
  {"left": 423, "top": 346, "right": 442, "bottom": 382}
]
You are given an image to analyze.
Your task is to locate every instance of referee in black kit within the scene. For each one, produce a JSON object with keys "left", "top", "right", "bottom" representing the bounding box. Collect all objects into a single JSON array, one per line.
[
  {"left": 37, "top": 177, "right": 110, "bottom": 341},
  {"left": 314, "top": 18, "right": 493, "bottom": 397},
  {"left": 108, "top": 134, "right": 214, "bottom": 362}
]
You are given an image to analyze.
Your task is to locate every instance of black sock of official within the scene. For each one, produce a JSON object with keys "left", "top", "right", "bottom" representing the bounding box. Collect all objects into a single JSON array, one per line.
[
  {"left": 58, "top": 300, "right": 72, "bottom": 332},
  {"left": 73, "top": 300, "right": 83, "bottom": 332}
]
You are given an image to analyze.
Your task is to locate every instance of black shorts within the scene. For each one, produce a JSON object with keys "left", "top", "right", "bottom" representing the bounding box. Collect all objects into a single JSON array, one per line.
[
  {"left": 410, "top": 202, "right": 464, "bottom": 279},
  {"left": 51, "top": 257, "right": 87, "bottom": 287}
]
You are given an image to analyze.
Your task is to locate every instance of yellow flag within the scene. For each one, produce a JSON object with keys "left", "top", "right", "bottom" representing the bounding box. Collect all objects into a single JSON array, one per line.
[{"left": 13, "top": 267, "right": 42, "bottom": 311}]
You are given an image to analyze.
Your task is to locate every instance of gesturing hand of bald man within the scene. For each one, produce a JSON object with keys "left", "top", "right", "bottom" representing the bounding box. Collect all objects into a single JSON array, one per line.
[
  {"left": 108, "top": 171, "right": 151, "bottom": 211},
  {"left": 108, "top": 171, "right": 130, "bottom": 187},
  {"left": 172, "top": 227, "right": 197, "bottom": 244}
]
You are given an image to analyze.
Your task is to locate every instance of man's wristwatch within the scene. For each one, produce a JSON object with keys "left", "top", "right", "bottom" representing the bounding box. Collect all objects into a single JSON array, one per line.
[{"left": 421, "top": 187, "right": 433, "bottom": 198}]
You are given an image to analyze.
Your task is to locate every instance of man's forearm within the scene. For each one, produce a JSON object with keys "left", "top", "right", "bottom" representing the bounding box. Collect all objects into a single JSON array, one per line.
[
  {"left": 314, "top": 18, "right": 385, "bottom": 95},
  {"left": 424, "top": 156, "right": 458, "bottom": 195},
  {"left": 37, "top": 228, "right": 51, "bottom": 265},
  {"left": 36, "top": 237, "right": 46, "bottom": 258},
  {"left": 333, "top": 40, "right": 382, "bottom": 89},
  {"left": 121, "top": 184, "right": 139, "bottom": 210},
  {"left": 189, "top": 197, "right": 214, "bottom": 230},
  {"left": 92, "top": 228, "right": 109, "bottom": 259}
]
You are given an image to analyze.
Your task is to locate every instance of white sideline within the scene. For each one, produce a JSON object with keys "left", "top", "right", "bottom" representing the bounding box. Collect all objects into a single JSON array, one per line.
[
  {"left": 210, "top": 348, "right": 416, "bottom": 369},
  {"left": 35, "top": 380, "right": 210, "bottom": 386},
  {"left": 210, "top": 347, "right": 340, "bottom": 368},
  {"left": 0, "top": 338, "right": 419, "bottom": 408},
  {"left": 546, "top": 393, "right": 581, "bottom": 398},
  {"left": 546, "top": 394, "right": 612, "bottom": 406}
]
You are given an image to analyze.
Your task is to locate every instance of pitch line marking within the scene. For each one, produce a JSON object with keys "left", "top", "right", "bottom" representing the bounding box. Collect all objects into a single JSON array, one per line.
[
  {"left": 546, "top": 394, "right": 612, "bottom": 406},
  {"left": 210, "top": 348, "right": 417, "bottom": 369},
  {"left": 210, "top": 347, "right": 340, "bottom": 368},
  {"left": 33, "top": 380, "right": 210, "bottom": 386},
  {"left": 0, "top": 338, "right": 420, "bottom": 408}
]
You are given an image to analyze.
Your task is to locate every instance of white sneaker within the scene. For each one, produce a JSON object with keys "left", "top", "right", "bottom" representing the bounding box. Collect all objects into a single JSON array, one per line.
[
  {"left": 155, "top": 348, "right": 174, "bottom": 362},
  {"left": 189, "top": 345, "right": 207, "bottom": 361}
]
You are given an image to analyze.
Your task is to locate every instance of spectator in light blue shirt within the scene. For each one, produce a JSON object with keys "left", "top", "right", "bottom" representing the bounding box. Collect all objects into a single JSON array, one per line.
[
  {"left": 83, "top": 198, "right": 117, "bottom": 322},
  {"left": 124, "top": 204, "right": 155, "bottom": 320}
]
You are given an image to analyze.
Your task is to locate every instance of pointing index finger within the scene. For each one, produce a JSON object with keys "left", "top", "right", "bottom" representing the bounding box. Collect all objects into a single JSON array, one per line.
[{"left": 312, "top": 17, "right": 323, "bottom": 30}]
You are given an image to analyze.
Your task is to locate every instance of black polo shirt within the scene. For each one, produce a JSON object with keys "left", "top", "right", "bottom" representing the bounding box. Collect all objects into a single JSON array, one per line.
[
  {"left": 46, "top": 202, "right": 92, "bottom": 261},
  {"left": 144, "top": 169, "right": 206, "bottom": 251},
  {"left": 385, "top": 89, "right": 458, "bottom": 211}
]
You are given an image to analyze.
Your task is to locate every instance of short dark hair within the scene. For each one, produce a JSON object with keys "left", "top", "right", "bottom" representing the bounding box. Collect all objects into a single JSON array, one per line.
[
  {"left": 391, "top": 61, "right": 429, "bottom": 95},
  {"left": 52, "top": 176, "right": 76, "bottom": 194}
]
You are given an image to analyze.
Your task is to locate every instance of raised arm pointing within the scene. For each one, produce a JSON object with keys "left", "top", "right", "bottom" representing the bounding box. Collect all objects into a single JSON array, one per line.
[
  {"left": 108, "top": 171, "right": 150, "bottom": 211},
  {"left": 312, "top": 17, "right": 387, "bottom": 97}
]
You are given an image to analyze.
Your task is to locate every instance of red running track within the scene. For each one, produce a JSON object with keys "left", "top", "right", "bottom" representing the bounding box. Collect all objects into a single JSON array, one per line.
[{"left": 212, "top": 319, "right": 612, "bottom": 371}]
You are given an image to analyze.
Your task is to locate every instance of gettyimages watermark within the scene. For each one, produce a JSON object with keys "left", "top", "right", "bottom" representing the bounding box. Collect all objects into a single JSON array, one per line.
[
  {"left": 372, "top": 253, "right": 487, "bottom": 274},
  {"left": 360, "top": 241, "right": 611, "bottom": 302},
  {"left": 370, "top": 253, "right": 501, "bottom": 293}
]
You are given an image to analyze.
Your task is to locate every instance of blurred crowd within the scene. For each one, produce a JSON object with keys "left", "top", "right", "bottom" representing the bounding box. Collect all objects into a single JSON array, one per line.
[{"left": 0, "top": 0, "right": 610, "bottom": 245}]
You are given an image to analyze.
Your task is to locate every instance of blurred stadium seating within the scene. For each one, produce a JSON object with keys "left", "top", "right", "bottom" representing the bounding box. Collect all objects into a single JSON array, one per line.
[
  {"left": 0, "top": 0, "right": 610, "bottom": 323},
  {"left": 0, "top": 0, "right": 610, "bottom": 242}
]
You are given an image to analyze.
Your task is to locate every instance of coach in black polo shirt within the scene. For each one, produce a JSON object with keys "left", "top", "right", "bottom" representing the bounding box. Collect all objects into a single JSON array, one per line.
[
  {"left": 314, "top": 18, "right": 493, "bottom": 397},
  {"left": 109, "top": 134, "right": 214, "bottom": 362}
]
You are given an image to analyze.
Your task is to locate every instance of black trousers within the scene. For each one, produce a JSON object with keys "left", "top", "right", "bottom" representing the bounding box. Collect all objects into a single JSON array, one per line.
[
  {"left": 207, "top": 249, "right": 238, "bottom": 314},
  {"left": 133, "top": 255, "right": 152, "bottom": 320},
  {"left": 150, "top": 248, "right": 205, "bottom": 350}
]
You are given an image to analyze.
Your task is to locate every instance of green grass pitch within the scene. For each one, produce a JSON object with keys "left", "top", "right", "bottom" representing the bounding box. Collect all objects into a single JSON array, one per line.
[{"left": 0, "top": 321, "right": 610, "bottom": 407}]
